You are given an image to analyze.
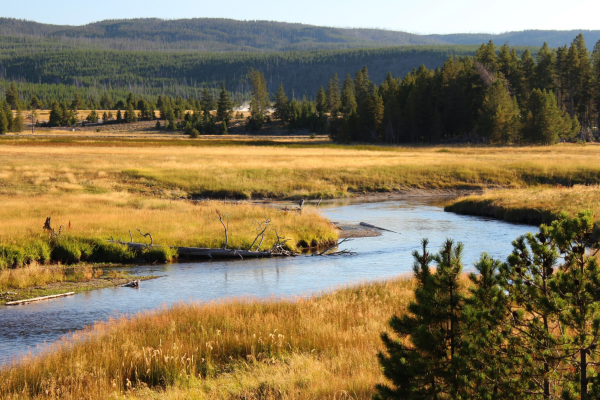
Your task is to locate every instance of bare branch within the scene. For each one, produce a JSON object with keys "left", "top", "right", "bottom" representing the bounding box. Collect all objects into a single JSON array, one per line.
[{"left": 136, "top": 228, "right": 153, "bottom": 246}]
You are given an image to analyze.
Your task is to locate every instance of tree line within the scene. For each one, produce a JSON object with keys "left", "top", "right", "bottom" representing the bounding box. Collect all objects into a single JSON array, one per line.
[
  {"left": 267, "top": 34, "right": 600, "bottom": 144},
  {"left": 376, "top": 210, "right": 600, "bottom": 399}
]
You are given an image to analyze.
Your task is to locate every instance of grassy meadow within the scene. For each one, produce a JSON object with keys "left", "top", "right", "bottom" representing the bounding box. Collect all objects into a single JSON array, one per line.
[
  {"left": 446, "top": 184, "right": 600, "bottom": 225},
  {"left": 2, "top": 138, "right": 600, "bottom": 199},
  {"left": 0, "top": 277, "right": 416, "bottom": 399}
]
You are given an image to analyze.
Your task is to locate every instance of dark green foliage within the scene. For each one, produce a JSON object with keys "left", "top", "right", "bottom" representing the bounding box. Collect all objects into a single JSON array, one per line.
[
  {"left": 0, "top": 106, "right": 7, "bottom": 135},
  {"left": 87, "top": 240, "right": 136, "bottom": 263},
  {"left": 376, "top": 239, "right": 466, "bottom": 399},
  {"left": 216, "top": 84, "right": 233, "bottom": 124},
  {"left": 273, "top": 83, "right": 289, "bottom": 122},
  {"left": 378, "top": 211, "right": 600, "bottom": 399},
  {"left": 522, "top": 89, "right": 575, "bottom": 144},
  {"left": 140, "top": 246, "right": 177, "bottom": 263},
  {"left": 477, "top": 79, "right": 521, "bottom": 144},
  {"left": 0, "top": 244, "right": 26, "bottom": 269}
]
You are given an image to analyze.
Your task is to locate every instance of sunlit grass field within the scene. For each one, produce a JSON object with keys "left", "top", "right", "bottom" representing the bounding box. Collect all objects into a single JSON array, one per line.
[
  {"left": 446, "top": 184, "right": 600, "bottom": 224},
  {"left": 2, "top": 138, "right": 600, "bottom": 199},
  {"left": 0, "top": 277, "right": 416, "bottom": 399}
]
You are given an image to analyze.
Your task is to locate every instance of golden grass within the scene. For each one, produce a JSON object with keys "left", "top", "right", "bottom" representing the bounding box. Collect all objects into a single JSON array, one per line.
[
  {"left": 0, "top": 263, "right": 102, "bottom": 290},
  {"left": 0, "top": 193, "right": 336, "bottom": 251},
  {"left": 1, "top": 140, "right": 600, "bottom": 199},
  {"left": 446, "top": 184, "right": 600, "bottom": 224},
  {"left": 0, "top": 277, "right": 415, "bottom": 399}
]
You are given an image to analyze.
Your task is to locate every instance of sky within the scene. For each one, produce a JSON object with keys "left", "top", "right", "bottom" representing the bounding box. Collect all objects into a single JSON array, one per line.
[{"left": 1, "top": 0, "right": 599, "bottom": 34}]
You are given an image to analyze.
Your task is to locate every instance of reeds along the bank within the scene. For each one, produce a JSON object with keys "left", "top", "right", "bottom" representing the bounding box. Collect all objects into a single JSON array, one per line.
[
  {"left": 0, "top": 277, "right": 416, "bottom": 399},
  {"left": 0, "top": 263, "right": 103, "bottom": 290}
]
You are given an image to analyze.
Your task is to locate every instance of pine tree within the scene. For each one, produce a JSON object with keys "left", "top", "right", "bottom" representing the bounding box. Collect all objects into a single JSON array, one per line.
[
  {"left": 273, "top": 82, "right": 289, "bottom": 122},
  {"left": 500, "top": 229, "right": 565, "bottom": 398},
  {"left": 216, "top": 84, "right": 233, "bottom": 124},
  {"left": 593, "top": 40, "right": 600, "bottom": 136},
  {"left": 219, "top": 120, "right": 228, "bottom": 135},
  {"left": 200, "top": 89, "right": 214, "bottom": 121},
  {"left": 48, "top": 101, "right": 62, "bottom": 127},
  {"left": 248, "top": 69, "right": 270, "bottom": 130},
  {"left": 116, "top": 108, "right": 123, "bottom": 123},
  {"left": 71, "top": 92, "right": 82, "bottom": 111},
  {"left": 29, "top": 95, "right": 41, "bottom": 110},
  {"left": 5, "top": 82, "right": 19, "bottom": 110},
  {"left": 100, "top": 92, "right": 112, "bottom": 110},
  {"left": 478, "top": 79, "right": 521, "bottom": 144},
  {"left": 520, "top": 49, "right": 535, "bottom": 101},
  {"left": 536, "top": 42, "right": 556, "bottom": 93},
  {"left": 0, "top": 106, "right": 7, "bottom": 135},
  {"left": 376, "top": 239, "right": 467, "bottom": 399},
  {"left": 522, "top": 89, "right": 567, "bottom": 145},
  {"left": 340, "top": 74, "right": 357, "bottom": 116},
  {"left": 326, "top": 72, "right": 340, "bottom": 118},
  {"left": 475, "top": 40, "right": 498, "bottom": 72},
  {"left": 315, "top": 86, "right": 327, "bottom": 118},
  {"left": 548, "top": 211, "right": 600, "bottom": 399}
]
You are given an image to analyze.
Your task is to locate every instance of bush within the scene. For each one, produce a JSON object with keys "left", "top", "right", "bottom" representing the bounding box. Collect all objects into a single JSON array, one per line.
[
  {"left": 0, "top": 244, "right": 26, "bottom": 269},
  {"left": 23, "top": 239, "right": 52, "bottom": 264},
  {"left": 89, "top": 240, "right": 136, "bottom": 263},
  {"left": 190, "top": 128, "right": 200, "bottom": 138},
  {"left": 140, "top": 246, "right": 177, "bottom": 263},
  {"left": 52, "top": 237, "right": 83, "bottom": 264}
]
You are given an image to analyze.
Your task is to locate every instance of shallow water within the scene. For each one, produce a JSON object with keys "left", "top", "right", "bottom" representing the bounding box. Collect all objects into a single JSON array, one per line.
[{"left": 0, "top": 198, "right": 535, "bottom": 364}]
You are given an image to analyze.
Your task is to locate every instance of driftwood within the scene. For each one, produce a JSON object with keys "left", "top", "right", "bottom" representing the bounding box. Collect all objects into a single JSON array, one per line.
[
  {"left": 314, "top": 238, "right": 355, "bottom": 256},
  {"left": 109, "top": 241, "right": 276, "bottom": 259},
  {"left": 359, "top": 222, "right": 401, "bottom": 235},
  {"left": 123, "top": 280, "right": 140, "bottom": 288},
  {"left": 136, "top": 228, "right": 153, "bottom": 246},
  {"left": 216, "top": 210, "right": 229, "bottom": 249},
  {"left": 43, "top": 217, "right": 65, "bottom": 238},
  {"left": 5, "top": 292, "right": 75, "bottom": 306}
]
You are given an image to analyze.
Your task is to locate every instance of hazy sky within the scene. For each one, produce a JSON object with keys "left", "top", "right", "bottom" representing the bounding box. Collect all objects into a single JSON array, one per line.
[{"left": 2, "top": 0, "right": 599, "bottom": 33}]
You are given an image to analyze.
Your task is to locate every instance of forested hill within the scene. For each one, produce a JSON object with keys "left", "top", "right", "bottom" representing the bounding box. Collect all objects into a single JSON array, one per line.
[
  {"left": 0, "top": 17, "right": 599, "bottom": 52},
  {"left": 1, "top": 45, "right": 510, "bottom": 103}
]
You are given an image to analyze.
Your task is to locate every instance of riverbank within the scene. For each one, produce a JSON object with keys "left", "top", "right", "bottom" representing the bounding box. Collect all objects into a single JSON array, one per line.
[
  {"left": 0, "top": 264, "right": 158, "bottom": 305},
  {"left": 445, "top": 185, "right": 600, "bottom": 225},
  {"left": 0, "top": 276, "right": 415, "bottom": 399}
]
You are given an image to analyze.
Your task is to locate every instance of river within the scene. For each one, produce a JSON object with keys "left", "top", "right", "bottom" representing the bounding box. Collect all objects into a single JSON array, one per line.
[{"left": 0, "top": 197, "right": 535, "bottom": 364}]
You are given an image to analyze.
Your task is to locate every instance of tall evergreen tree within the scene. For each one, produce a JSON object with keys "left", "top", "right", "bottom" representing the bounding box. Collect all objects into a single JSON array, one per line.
[
  {"left": 0, "top": 106, "right": 7, "bottom": 135},
  {"left": 536, "top": 42, "right": 556, "bottom": 93},
  {"left": 475, "top": 40, "right": 498, "bottom": 72},
  {"left": 100, "top": 92, "right": 112, "bottom": 110},
  {"left": 5, "top": 82, "right": 19, "bottom": 110},
  {"left": 340, "top": 74, "right": 357, "bottom": 116},
  {"left": 273, "top": 82, "right": 289, "bottom": 122},
  {"left": 592, "top": 40, "right": 600, "bottom": 136},
  {"left": 315, "top": 86, "right": 327, "bottom": 118},
  {"left": 216, "top": 84, "right": 233, "bottom": 125},
  {"left": 248, "top": 68, "right": 270, "bottom": 130},
  {"left": 376, "top": 239, "right": 467, "bottom": 399},
  {"left": 478, "top": 79, "right": 521, "bottom": 144},
  {"left": 522, "top": 89, "right": 575, "bottom": 144},
  {"left": 325, "top": 72, "right": 341, "bottom": 118},
  {"left": 200, "top": 89, "right": 215, "bottom": 121}
]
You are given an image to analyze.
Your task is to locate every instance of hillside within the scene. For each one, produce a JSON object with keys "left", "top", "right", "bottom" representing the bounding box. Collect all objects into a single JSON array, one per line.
[
  {"left": 0, "top": 45, "right": 502, "bottom": 103},
  {"left": 0, "top": 17, "right": 598, "bottom": 52}
]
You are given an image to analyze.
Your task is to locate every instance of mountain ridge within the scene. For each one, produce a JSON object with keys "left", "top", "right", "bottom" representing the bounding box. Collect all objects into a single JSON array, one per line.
[{"left": 1, "top": 17, "right": 598, "bottom": 52}]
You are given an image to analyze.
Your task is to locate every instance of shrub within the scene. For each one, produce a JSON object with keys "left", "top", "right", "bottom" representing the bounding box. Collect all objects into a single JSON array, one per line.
[
  {"left": 90, "top": 240, "right": 136, "bottom": 263},
  {"left": 189, "top": 128, "right": 200, "bottom": 138},
  {"left": 52, "top": 237, "right": 83, "bottom": 264},
  {"left": 140, "top": 246, "right": 177, "bottom": 263},
  {"left": 0, "top": 244, "right": 26, "bottom": 269},
  {"left": 23, "top": 239, "right": 52, "bottom": 264}
]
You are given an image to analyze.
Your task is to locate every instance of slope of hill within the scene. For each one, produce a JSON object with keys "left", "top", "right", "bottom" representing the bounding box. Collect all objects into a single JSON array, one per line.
[{"left": 0, "top": 18, "right": 598, "bottom": 52}]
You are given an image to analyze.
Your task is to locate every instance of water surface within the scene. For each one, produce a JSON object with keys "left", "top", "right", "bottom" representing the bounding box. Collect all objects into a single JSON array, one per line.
[{"left": 0, "top": 198, "right": 534, "bottom": 363}]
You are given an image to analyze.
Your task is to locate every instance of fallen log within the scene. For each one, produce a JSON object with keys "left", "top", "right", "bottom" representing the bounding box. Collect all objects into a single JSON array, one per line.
[
  {"left": 359, "top": 222, "right": 401, "bottom": 234},
  {"left": 5, "top": 292, "right": 75, "bottom": 306},
  {"left": 109, "top": 241, "right": 277, "bottom": 259},
  {"left": 123, "top": 280, "right": 140, "bottom": 288}
]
